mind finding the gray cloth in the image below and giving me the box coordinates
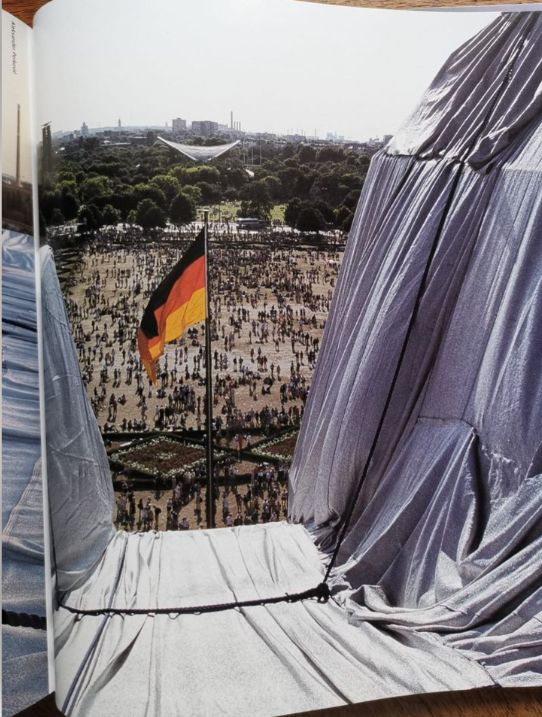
[54,525,492,717]
[41,247,115,593]
[290,11,542,688]
[2,231,49,716]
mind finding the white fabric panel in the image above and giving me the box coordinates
[156,137,240,162]
[54,525,492,717]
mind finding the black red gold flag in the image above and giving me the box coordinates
[137,230,205,382]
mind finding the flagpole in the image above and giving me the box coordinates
[203,209,215,529]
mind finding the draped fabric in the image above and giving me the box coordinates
[2,231,49,716]
[290,11,542,687]
[41,247,115,594]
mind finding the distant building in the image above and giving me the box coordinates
[191,120,219,137]
[284,133,306,144]
[81,122,89,137]
[172,117,187,134]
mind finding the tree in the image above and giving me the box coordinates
[181,184,203,205]
[223,187,238,202]
[342,188,362,210]
[60,191,80,220]
[341,210,354,232]
[221,165,248,191]
[80,175,109,202]
[171,165,220,186]
[239,180,272,220]
[78,204,103,232]
[296,205,326,233]
[278,167,302,202]
[314,199,335,224]
[136,198,167,229]
[284,198,302,228]
[196,181,221,205]
[316,146,345,163]
[169,192,196,225]
[150,174,180,202]
[297,144,317,164]
[50,208,65,225]
[133,183,168,210]
[336,205,354,231]
[262,175,282,201]
[40,190,59,224]
[102,204,121,225]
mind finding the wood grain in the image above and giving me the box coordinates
[300,0,542,8]
[13,687,542,717]
[5,0,542,27]
[3,0,49,25]
[4,0,542,716]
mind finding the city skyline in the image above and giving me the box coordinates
[33,0,496,142]
[58,114,390,144]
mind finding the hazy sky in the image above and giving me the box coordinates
[34,0,498,141]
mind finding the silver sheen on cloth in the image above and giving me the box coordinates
[290,10,542,687]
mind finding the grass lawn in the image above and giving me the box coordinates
[203,202,286,224]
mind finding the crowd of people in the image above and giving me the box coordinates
[59,227,343,437]
[114,461,291,531]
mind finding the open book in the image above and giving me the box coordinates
[2,2,542,716]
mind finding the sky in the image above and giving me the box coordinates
[33,0,498,141]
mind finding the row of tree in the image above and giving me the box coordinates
[41,138,373,233]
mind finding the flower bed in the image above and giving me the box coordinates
[252,431,298,463]
[111,437,209,479]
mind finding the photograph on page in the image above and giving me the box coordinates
[28,0,542,714]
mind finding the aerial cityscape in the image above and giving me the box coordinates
[42,113,377,531]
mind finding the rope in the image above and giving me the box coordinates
[2,609,47,631]
[59,582,330,618]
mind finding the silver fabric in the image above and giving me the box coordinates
[41,247,115,593]
[54,525,492,717]
[2,231,49,716]
[290,11,542,688]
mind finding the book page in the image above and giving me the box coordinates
[31,1,541,715]
[2,11,54,717]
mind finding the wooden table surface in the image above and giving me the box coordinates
[4,0,542,715]
[5,0,542,25]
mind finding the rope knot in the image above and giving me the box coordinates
[314,582,330,603]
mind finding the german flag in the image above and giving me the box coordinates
[138,230,206,382]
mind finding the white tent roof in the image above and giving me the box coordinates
[157,136,239,162]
